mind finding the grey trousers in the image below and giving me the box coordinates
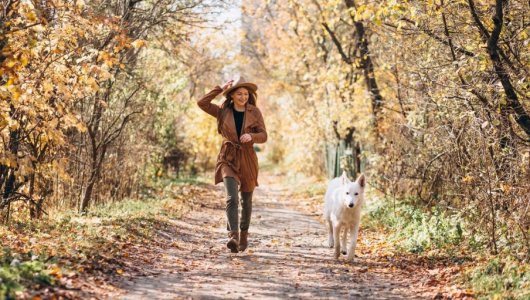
[223,177,253,232]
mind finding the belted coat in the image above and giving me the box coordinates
[197,86,267,192]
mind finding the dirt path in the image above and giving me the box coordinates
[117,176,435,299]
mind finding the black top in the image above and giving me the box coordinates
[233,107,245,138]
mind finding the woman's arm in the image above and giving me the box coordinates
[250,108,267,144]
[197,80,234,118]
[197,86,223,118]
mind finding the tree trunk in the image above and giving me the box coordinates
[1,127,20,222]
[469,0,530,137]
[344,0,384,122]
[80,143,108,213]
[80,175,97,213]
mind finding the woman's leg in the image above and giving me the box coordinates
[239,191,253,251]
[240,191,253,231]
[223,177,239,232]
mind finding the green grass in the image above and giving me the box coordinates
[0,174,202,298]
[363,197,530,299]
[363,198,465,255]
[87,198,170,218]
[463,257,530,300]
[0,248,53,300]
[157,174,210,187]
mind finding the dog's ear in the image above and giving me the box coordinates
[341,171,351,185]
[356,173,366,188]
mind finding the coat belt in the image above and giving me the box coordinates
[222,140,242,173]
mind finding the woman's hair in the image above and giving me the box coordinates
[217,87,257,134]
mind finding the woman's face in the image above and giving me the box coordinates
[231,87,249,107]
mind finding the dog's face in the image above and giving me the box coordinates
[340,173,366,209]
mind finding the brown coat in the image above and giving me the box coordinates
[197,86,267,192]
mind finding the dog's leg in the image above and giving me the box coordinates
[327,219,334,248]
[346,221,360,261]
[341,226,348,255]
[333,223,342,259]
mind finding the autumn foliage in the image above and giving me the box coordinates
[241,0,530,257]
[1,0,529,280]
[0,0,230,220]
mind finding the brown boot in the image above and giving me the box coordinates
[227,231,239,253]
[239,231,249,252]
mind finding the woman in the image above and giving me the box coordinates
[197,76,267,253]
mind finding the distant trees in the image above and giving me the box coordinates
[244,0,529,257]
[0,0,223,220]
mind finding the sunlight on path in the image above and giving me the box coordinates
[119,175,425,299]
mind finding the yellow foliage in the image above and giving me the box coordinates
[131,39,147,48]
[462,176,474,184]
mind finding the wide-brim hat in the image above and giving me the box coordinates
[222,76,258,97]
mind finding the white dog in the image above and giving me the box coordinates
[323,171,366,261]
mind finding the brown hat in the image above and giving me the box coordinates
[222,76,258,97]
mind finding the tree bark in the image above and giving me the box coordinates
[469,0,530,137]
[1,125,20,222]
[322,0,385,130]
[344,0,383,119]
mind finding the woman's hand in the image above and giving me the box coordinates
[240,133,252,143]
[221,80,234,91]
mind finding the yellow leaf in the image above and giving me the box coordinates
[25,10,38,22]
[11,88,21,100]
[0,89,10,100]
[116,268,124,275]
[131,40,146,48]
[49,266,60,274]
[5,59,17,68]
[5,76,15,87]
[0,158,16,168]
[43,81,54,93]
[20,53,29,67]
[49,266,62,278]
[462,176,474,184]
[500,184,511,193]
[75,121,88,133]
